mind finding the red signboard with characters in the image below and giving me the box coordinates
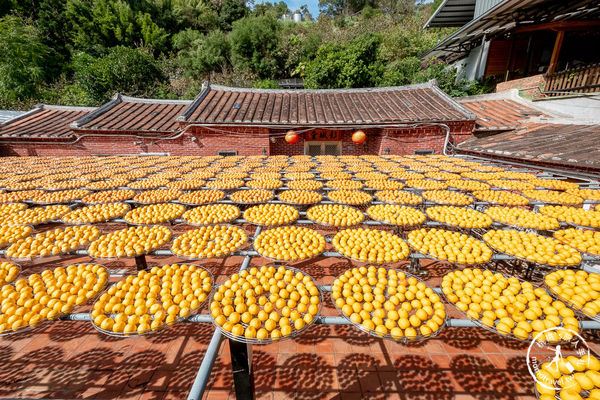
[305,130,342,141]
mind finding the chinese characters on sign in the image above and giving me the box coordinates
[305,131,342,141]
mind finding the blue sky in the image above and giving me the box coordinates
[279,0,320,16]
[274,0,432,19]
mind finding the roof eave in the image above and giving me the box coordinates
[178,81,211,122]
[423,0,476,29]
[0,105,44,128]
[70,93,122,129]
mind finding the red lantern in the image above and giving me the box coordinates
[285,130,299,144]
[352,130,366,144]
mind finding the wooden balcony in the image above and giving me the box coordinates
[544,63,600,96]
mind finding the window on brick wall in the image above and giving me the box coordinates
[414,149,434,155]
[304,141,341,156]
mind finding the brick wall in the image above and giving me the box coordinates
[380,121,475,155]
[0,127,271,157]
[269,129,381,156]
[0,121,475,157]
[496,75,545,97]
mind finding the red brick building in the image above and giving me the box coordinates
[0,81,477,157]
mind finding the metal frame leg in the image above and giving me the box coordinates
[229,339,254,400]
[409,256,427,275]
[135,255,148,271]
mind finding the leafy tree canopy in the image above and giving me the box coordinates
[0,0,490,109]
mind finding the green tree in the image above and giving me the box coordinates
[65,0,168,53]
[218,0,248,30]
[253,78,280,88]
[172,0,219,32]
[175,30,230,78]
[229,15,281,78]
[0,15,52,107]
[380,56,421,86]
[319,0,373,17]
[303,32,383,88]
[253,1,289,17]
[138,12,169,51]
[71,46,166,102]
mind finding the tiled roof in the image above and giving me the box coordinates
[457,123,600,171]
[0,105,94,140]
[0,110,24,124]
[180,81,477,126]
[72,95,191,135]
[457,94,546,131]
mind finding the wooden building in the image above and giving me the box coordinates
[424,0,600,96]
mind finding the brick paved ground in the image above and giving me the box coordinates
[1,224,598,399]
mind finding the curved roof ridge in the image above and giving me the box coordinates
[207,81,435,94]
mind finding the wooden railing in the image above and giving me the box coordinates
[544,63,600,96]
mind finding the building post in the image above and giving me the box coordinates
[547,30,565,74]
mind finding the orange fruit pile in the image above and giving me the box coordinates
[442,268,578,342]
[7,225,100,259]
[332,266,445,341]
[483,229,581,266]
[554,228,600,256]
[332,228,409,263]
[0,264,108,333]
[408,228,492,265]
[92,264,212,335]
[306,204,364,227]
[62,203,130,224]
[366,204,425,226]
[182,204,240,225]
[124,203,185,224]
[484,206,559,230]
[545,269,600,320]
[210,265,321,341]
[243,204,299,226]
[88,226,172,258]
[171,225,247,259]
[254,227,325,262]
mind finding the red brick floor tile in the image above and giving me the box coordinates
[368,341,385,354]
[139,390,165,400]
[339,392,362,400]
[377,371,398,392]
[315,340,334,354]
[203,390,230,400]
[336,369,361,392]
[271,390,293,400]
[261,342,279,354]
[163,391,189,400]
[296,342,315,353]
[423,339,445,354]
[479,339,501,354]
[358,370,381,393]
[85,389,124,399]
[429,353,452,369]
[330,339,351,354]
[255,391,273,400]
[273,368,296,391]
[486,353,509,369]
[118,388,145,400]
[278,340,297,354]
[370,351,394,370]
[318,352,336,367]
[276,352,296,366]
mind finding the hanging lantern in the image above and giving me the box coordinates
[352,130,366,144]
[285,130,299,144]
